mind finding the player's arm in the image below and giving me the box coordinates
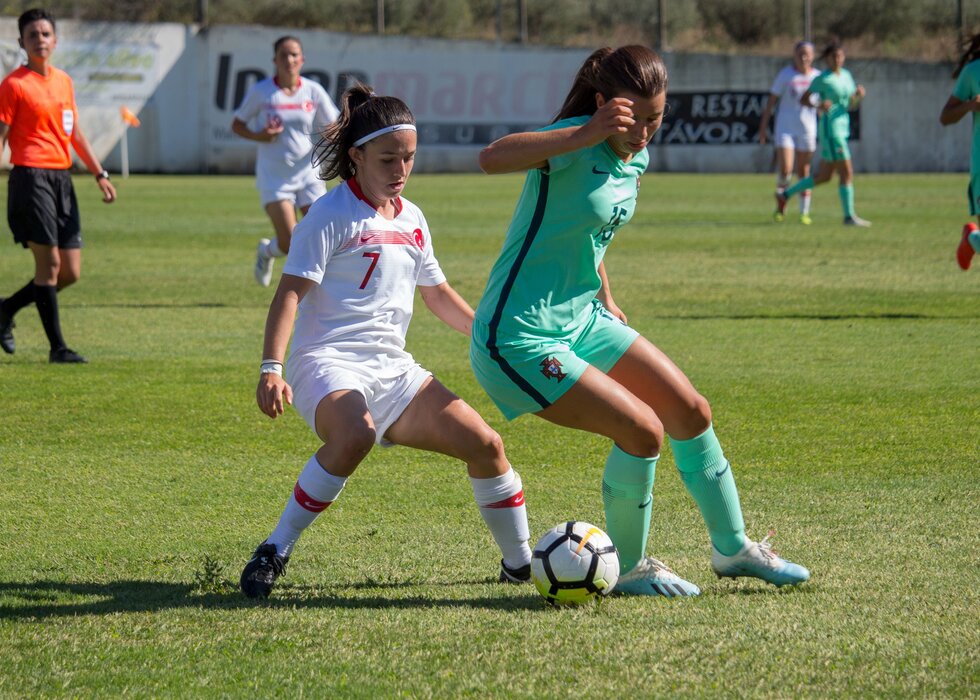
[231,117,283,143]
[848,85,866,110]
[70,123,116,203]
[479,97,636,173]
[419,281,474,336]
[758,94,778,144]
[257,273,315,418]
[800,88,826,111]
[596,261,627,324]
[940,94,980,125]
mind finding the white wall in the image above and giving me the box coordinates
[0,19,970,173]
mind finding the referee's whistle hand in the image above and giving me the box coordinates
[99,180,116,203]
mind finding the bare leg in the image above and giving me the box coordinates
[385,377,531,569]
[264,200,298,254]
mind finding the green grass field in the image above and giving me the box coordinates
[0,172,977,698]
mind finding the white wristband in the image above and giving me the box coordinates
[260,360,283,376]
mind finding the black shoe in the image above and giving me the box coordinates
[240,542,289,598]
[49,347,88,364]
[498,559,531,584]
[0,299,14,354]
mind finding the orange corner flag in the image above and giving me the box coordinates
[120,106,141,127]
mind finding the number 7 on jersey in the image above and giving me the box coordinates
[360,251,380,289]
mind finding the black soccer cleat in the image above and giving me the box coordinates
[498,559,531,584]
[240,542,289,598]
[49,347,88,364]
[0,300,15,354]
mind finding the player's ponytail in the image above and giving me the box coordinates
[554,47,614,122]
[554,45,668,123]
[953,32,980,79]
[313,82,415,182]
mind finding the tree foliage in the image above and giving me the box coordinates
[0,0,970,58]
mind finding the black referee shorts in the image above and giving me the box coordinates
[7,166,82,249]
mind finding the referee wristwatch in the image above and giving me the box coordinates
[95,169,110,181]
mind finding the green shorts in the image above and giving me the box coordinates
[470,299,639,420]
[820,133,850,162]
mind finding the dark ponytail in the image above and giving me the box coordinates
[313,82,415,182]
[554,45,668,123]
[953,32,980,79]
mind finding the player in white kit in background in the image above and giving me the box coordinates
[232,36,339,286]
[239,83,533,598]
[759,41,820,224]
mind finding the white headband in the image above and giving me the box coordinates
[353,124,417,148]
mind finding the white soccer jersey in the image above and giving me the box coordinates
[233,76,339,190]
[283,179,447,376]
[769,65,820,137]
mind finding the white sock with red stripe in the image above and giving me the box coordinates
[800,189,812,214]
[470,467,532,569]
[266,455,347,557]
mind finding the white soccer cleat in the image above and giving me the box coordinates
[254,238,274,287]
[711,531,810,587]
[843,215,871,227]
[616,556,700,597]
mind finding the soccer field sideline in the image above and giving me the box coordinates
[0,173,976,697]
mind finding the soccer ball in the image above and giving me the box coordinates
[530,521,620,606]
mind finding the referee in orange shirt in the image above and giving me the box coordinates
[0,8,116,363]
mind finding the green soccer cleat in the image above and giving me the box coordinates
[800,214,813,225]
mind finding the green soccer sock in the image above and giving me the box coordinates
[839,184,856,218]
[602,445,657,574]
[783,175,815,199]
[670,425,746,556]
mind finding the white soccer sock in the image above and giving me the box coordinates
[265,239,285,258]
[776,175,792,191]
[266,455,347,557]
[800,189,812,214]
[470,468,532,569]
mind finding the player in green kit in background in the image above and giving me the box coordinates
[470,46,809,597]
[940,32,980,270]
[776,39,869,226]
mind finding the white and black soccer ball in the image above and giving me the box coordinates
[530,521,620,606]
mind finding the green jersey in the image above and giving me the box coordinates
[810,68,856,140]
[953,59,980,177]
[475,116,648,338]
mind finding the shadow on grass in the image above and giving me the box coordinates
[0,578,546,618]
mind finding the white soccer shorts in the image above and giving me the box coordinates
[287,355,432,447]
